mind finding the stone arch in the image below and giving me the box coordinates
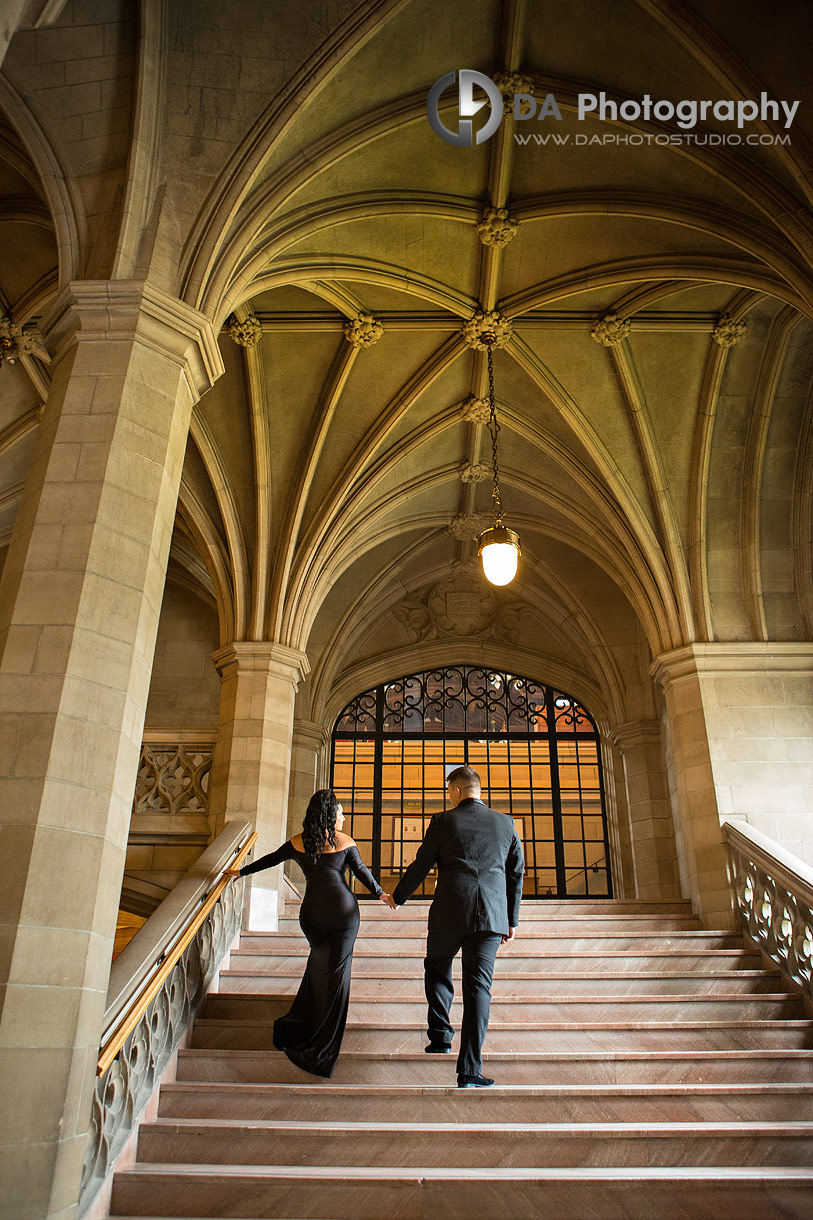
[0,74,85,287]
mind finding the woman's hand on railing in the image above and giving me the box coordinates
[98,828,257,1079]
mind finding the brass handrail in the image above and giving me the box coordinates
[97,831,257,1076]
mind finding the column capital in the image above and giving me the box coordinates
[39,280,224,398]
[293,718,331,750]
[651,642,813,689]
[211,640,310,687]
[611,720,661,753]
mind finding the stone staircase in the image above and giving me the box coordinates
[110,898,813,1219]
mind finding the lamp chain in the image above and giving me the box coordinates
[486,345,504,524]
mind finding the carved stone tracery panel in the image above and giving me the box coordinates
[134,744,212,816]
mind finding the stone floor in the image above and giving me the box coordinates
[109,898,813,1219]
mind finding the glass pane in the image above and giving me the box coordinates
[533,869,558,896]
[587,867,609,896]
[561,815,583,840]
[564,842,585,867]
[566,870,588,896]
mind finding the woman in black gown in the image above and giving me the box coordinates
[224,789,395,1078]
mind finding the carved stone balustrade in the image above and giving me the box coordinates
[79,820,253,1217]
[723,817,813,1002]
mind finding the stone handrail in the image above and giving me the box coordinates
[101,818,253,1043]
[722,816,813,1000]
[79,819,255,1216]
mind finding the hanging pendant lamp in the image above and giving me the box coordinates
[477,340,521,586]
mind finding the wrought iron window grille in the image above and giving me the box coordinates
[331,665,612,900]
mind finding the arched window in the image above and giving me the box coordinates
[330,665,612,899]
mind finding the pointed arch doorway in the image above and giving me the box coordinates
[330,665,613,899]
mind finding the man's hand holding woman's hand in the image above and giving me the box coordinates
[379,891,397,910]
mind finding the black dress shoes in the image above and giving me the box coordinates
[457,1073,494,1087]
[424,1042,451,1054]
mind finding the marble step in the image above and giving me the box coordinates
[208,969,783,1004]
[175,1047,813,1085]
[158,1081,813,1124]
[275,916,704,934]
[136,1117,813,1169]
[240,932,742,954]
[195,995,806,1033]
[221,949,764,979]
[281,899,696,917]
[189,1019,813,1054]
[109,1163,813,1220]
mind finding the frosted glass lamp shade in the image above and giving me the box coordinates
[478,524,521,586]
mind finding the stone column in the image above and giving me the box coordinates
[282,719,331,904]
[0,281,221,1220]
[209,642,310,930]
[286,718,331,838]
[612,721,681,901]
[652,649,734,929]
[654,644,813,927]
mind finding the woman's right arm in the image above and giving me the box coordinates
[224,840,294,878]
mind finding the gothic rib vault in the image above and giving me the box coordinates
[2,2,811,700]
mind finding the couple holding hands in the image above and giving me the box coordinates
[224,765,524,1087]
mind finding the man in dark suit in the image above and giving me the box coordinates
[391,765,524,1087]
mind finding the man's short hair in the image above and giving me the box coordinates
[446,765,481,792]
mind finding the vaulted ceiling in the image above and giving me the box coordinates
[1,0,812,728]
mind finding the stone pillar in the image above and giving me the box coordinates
[652,649,735,929]
[0,281,221,1220]
[654,644,813,927]
[282,719,330,903]
[612,721,682,901]
[209,642,310,930]
[666,640,813,820]
[286,719,331,838]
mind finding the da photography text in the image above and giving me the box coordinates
[426,69,800,149]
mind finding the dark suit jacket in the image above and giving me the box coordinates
[392,798,524,936]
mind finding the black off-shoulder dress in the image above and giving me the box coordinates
[240,840,383,1077]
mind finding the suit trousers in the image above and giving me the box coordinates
[424,927,503,1076]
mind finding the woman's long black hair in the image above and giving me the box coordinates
[302,788,340,861]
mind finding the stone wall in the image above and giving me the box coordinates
[144,579,221,732]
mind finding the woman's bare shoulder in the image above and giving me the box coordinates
[334,831,356,849]
[291,833,304,851]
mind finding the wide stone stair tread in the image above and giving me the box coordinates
[212,966,771,985]
[175,1046,813,1086]
[280,898,696,913]
[136,1116,813,1167]
[223,946,761,956]
[112,899,813,1219]
[275,917,705,932]
[200,993,803,1013]
[220,950,767,978]
[157,1079,813,1122]
[110,1163,813,1220]
[240,933,745,952]
[190,1018,813,1054]
[207,973,785,1004]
